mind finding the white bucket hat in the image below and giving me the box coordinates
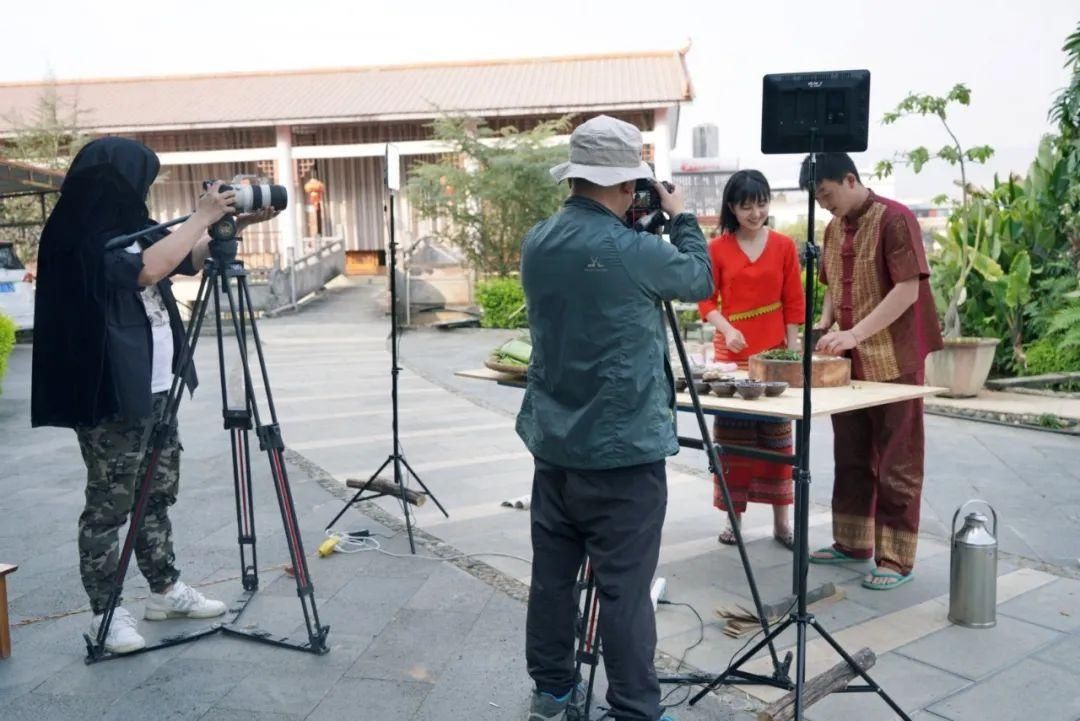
[550,115,655,186]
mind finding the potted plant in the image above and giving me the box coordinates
[924,198,1003,397]
[876,84,1001,397]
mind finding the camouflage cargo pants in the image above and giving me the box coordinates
[75,392,181,614]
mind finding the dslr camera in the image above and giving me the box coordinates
[201,176,289,242]
[627,178,675,235]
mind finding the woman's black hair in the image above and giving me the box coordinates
[718,169,771,234]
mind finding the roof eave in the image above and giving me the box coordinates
[0,99,691,136]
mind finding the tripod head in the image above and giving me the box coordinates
[208,213,240,244]
[208,237,240,266]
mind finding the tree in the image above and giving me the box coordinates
[873,84,994,208]
[1048,21,1080,258]
[874,84,996,339]
[3,83,88,169]
[0,84,89,263]
[1049,22,1080,144]
[406,115,571,277]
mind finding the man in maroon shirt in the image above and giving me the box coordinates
[801,152,943,590]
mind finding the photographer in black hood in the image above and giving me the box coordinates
[31,137,275,653]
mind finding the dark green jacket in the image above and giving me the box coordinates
[515,196,713,469]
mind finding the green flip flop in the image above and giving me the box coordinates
[862,568,914,591]
[808,546,868,564]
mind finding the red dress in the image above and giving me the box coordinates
[698,230,806,366]
[697,231,805,514]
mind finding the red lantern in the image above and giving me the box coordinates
[304,177,325,207]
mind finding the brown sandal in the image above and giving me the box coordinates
[773,530,795,550]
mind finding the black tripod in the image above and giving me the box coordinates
[86,228,329,663]
[324,186,448,553]
[573,560,603,721]
[687,151,911,720]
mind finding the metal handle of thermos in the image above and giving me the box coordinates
[952,499,997,537]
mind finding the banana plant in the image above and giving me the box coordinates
[990,249,1032,366]
[932,198,1003,339]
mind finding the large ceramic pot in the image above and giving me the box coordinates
[925,338,1000,398]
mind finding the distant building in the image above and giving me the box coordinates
[670,157,737,227]
[0,50,695,272]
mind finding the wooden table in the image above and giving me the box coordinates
[458,366,947,612]
[0,563,17,659]
[455,367,946,420]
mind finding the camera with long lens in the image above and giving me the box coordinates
[627,178,674,235]
[201,176,288,242]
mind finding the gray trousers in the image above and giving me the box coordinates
[526,456,667,721]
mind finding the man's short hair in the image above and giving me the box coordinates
[799,153,861,191]
[570,177,624,194]
[569,177,602,193]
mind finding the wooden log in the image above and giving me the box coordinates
[346,477,427,506]
[0,563,18,660]
[757,647,876,721]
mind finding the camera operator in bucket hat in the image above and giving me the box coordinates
[517,115,714,721]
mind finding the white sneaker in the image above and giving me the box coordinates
[144,581,227,620]
[89,607,146,654]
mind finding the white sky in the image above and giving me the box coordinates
[1,0,1075,201]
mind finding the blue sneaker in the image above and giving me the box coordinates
[528,684,587,721]
[529,690,572,721]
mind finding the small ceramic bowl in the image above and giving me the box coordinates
[691,380,711,395]
[734,380,766,400]
[764,381,789,397]
[674,377,688,392]
[708,378,737,397]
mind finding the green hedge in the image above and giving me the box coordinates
[476,277,528,329]
[0,312,15,397]
[1024,339,1080,376]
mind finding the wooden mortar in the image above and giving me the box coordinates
[747,353,851,388]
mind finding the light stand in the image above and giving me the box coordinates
[687,69,911,721]
[324,144,448,552]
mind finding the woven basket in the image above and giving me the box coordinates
[484,356,528,376]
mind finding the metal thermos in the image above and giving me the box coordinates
[948,500,999,628]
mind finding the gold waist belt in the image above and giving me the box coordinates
[728,301,782,322]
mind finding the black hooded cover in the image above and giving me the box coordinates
[31,137,197,429]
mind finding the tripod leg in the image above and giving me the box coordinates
[325,458,390,530]
[223,271,328,652]
[87,271,215,659]
[810,620,913,721]
[688,617,795,706]
[400,456,449,518]
[663,302,786,679]
[393,453,418,554]
[211,271,260,591]
[230,423,258,590]
[573,561,601,721]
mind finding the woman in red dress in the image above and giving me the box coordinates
[698,170,805,549]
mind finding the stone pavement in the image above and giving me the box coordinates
[2,277,1078,721]
[0,278,738,721]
